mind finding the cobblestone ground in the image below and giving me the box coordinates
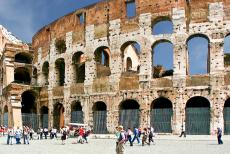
[0,136,230,154]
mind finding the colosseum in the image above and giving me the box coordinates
[1,0,230,135]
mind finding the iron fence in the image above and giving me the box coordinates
[186,108,210,135]
[151,108,172,133]
[119,109,139,130]
[93,111,107,134]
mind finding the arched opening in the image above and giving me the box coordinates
[40,106,49,128]
[71,101,83,123]
[187,35,210,75]
[14,67,31,84]
[126,57,132,71]
[121,42,140,73]
[55,58,65,86]
[72,52,85,83]
[94,46,111,78]
[42,61,49,85]
[152,40,173,78]
[185,96,210,135]
[152,18,173,35]
[224,98,230,134]
[119,99,140,129]
[224,34,230,67]
[33,67,37,81]
[53,103,64,129]
[15,52,32,64]
[92,101,107,134]
[3,106,8,127]
[21,90,38,129]
[151,97,173,133]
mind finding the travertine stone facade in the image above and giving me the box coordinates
[2,0,230,135]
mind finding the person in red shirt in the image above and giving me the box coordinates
[78,127,84,144]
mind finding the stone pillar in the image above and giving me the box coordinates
[84,25,96,93]
[139,13,152,89]
[11,101,22,128]
[172,8,187,88]
[172,88,184,135]
[48,89,54,129]
[109,19,122,91]
[63,85,71,126]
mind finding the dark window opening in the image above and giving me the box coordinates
[93,101,107,111]
[42,61,49,85]
[119,99,140,110]
[72,52,85,83]
[151,97,172,109]
[15,52,32,64]
[55,59,65,86]
[186,96,210,108]
[77,13,85,24]
[21,90,36,113]
[55,39,66,54]
[14,67,31,84]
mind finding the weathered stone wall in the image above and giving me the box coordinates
[1,0,230,134]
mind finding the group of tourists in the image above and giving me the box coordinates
[115,126,155,154]
[6,126,33,145]
[3,125,91,145]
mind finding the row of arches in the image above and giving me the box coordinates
[2,91,230,134]
[37,33,230,86]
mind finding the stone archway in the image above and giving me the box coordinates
[119,99,140,130]
[40,106,49,128]
[185,96,210,135]
[71,101,83,123]
[21,90,39,129]
[151,97,173,133]
[3,106,8,127]
[53,103,65,129]
[224,98,230,134]
[92,101,107,134]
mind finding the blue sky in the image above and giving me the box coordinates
[0,0,102,42]
[0,0,229,75]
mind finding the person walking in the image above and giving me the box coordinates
[142,128,148,146]
[61,127,68,145]
[116,125,126,154]
[43,127,48,139]
[127,128,133,146]
[179,121,186,138]
[217,127,223,145]
[148,127,155,145]
[131,127,140,144]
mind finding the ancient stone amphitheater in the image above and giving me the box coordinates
[1,0,230,135]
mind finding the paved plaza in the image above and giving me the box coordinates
[0,135,230,154]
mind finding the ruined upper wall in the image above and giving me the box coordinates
[32,0,230,64]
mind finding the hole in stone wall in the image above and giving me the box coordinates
[14,67,31,84]
[55,58,65,86]
[42,61,49,85]
[187,34,210,75]
[15,52,32,64]
[152,40,173,78]
[224,35,230,67]
[72,52,85,83]
[94,46,111,78]
[121,41,140,73]
[126,0,136,18]
[152,18,173,35]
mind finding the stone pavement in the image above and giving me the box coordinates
[0,135,229,154]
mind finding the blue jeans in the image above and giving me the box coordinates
[132,135,140,144]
